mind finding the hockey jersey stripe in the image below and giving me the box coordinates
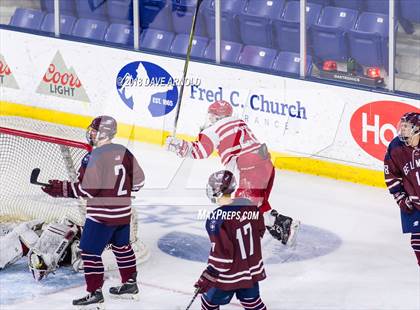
[387,180,401,189]
[217,264,265,283]
[86,206,132,212]
[222,143,261,166]
[87,211,131,218]
[218,260,263,279]
[208,263,230,273]
[77,183,94,198]
[208,255,233,263]
[215,119,244,135]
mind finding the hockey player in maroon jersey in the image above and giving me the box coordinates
[41,115,145,307]
[195,170,267,310]
[384,112,420,266]
[166,99,299,245]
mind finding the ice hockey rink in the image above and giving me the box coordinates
[0,140,419,310]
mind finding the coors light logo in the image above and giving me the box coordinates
[0,54,19,89]
[36,51,89,102]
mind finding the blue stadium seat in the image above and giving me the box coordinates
[366,0,389,14]
[170,34,209,57]
[311,6,358,61]
[273,1,322,52]
[140,28,175,52]
[171,0,207,36]
[105,23,134,45]
[272,51,313,75]
[40,13,77,35]
[75,0,107,20]
[238,0,286,48]
[332,0,365,11]
[9,8,45,30]
[72,18,109,40]
[308,0,331,5]
[41,0,76,14]
[204,40,243,63]
[348,12,389,67]
[400,0,420,23]
[140,1,173,31]
[238,45,277,69]
[107,0,133,24]
[203,0,245,42]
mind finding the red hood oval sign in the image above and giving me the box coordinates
[350,101,419,161]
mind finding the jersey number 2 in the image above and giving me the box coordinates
[114,164,127,196]
[236,223,254,260]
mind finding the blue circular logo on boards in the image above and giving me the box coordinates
[158,225,341,264]
[116,61,178,117]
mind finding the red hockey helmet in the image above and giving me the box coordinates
[208,100,233,118]
[397,112,420,146]
[206,170,236,203]
[86,115,117,146]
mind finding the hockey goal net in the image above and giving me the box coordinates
[0,116,149,266]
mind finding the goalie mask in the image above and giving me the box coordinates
[397,112,420,146]
[86,115,117,146]
[206,170,236,204]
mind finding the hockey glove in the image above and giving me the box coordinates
[194,266,219,294]
[41,180,69,198]
[265,209,300,246]
[165,136,191,158]
[397,195,414,214]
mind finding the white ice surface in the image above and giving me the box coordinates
[1,142,419,310]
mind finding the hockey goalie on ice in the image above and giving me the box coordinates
[0,218,83,280]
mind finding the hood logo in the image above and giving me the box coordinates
[36,51,90,102]
[350,101,418,161]
[116,61,178,118]
[0,54,19,89]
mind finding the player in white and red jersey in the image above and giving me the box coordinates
[166,100,300,245]
[42,116,145,307]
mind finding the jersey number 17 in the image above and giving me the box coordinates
[236,223,254,260]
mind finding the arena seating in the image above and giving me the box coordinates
[6,0,420,83]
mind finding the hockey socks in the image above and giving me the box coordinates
[411,233,420,266]
[239,297,267,310]
[111,244,137,282]
[81,252,104,293]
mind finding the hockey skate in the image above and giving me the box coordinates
[109,273,139,300]
[72,289,104,310]
[266,210,301,246]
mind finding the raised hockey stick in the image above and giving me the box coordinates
[30,168,49,186]
[185,287,200,310]
[172,0,203,137]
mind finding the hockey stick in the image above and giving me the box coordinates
[185,287,200,310]
[172,0,203,137]
[30,168,49,186]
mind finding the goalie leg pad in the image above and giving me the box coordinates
[0,231,23,269]
[0,220,44,270]
[29,220,78,280]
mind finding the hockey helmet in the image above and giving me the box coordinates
[86,115,117,146]
[206,170,236,204]
[398,112,420,146]
[208,100,233,118]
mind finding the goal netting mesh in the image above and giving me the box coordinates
[0,116,149,266]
